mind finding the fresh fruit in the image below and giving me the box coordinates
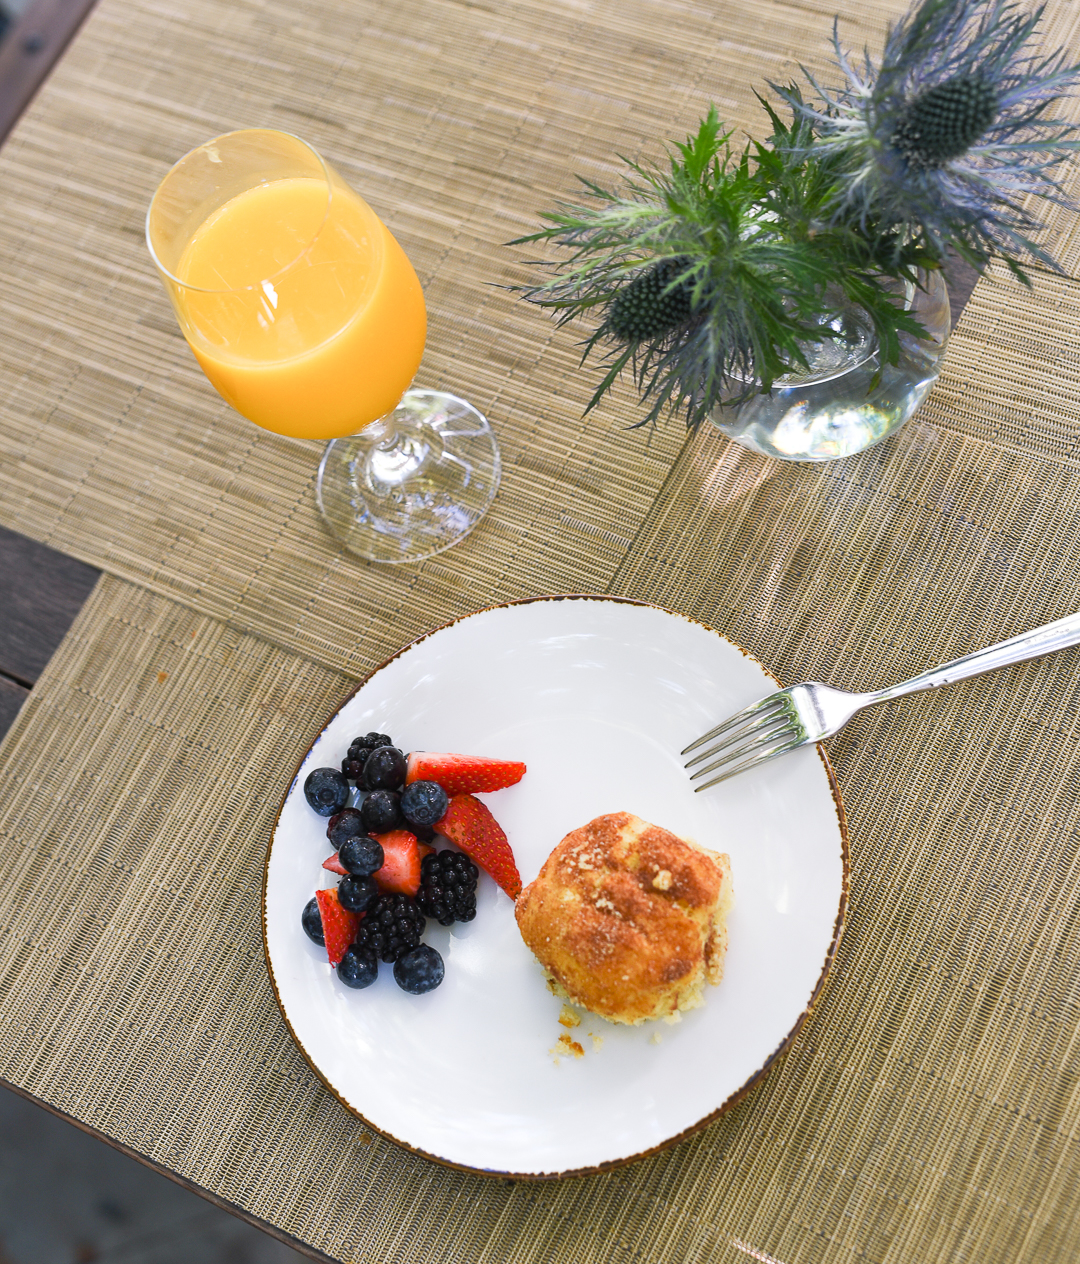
[299,730,527,994]
[343,734,394,781]
[360,789,402,834]
[400,780,449,828]
[416,850,479,925]
[340,753,366,781]
[314,887,361,967]
[394,944,445,994]
[337,945,379,989]
[405,752,526,795]
[434,794,522,899]
[362,745,407,791]
[301,897,325,946]
[338,874,378,912]
[304,767,350,817]
[339,836,384,877]
[353,892,426,963]
[327,808,365,847]
[370,829,423,896]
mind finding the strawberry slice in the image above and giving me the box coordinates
[371,829,423,897]
[314,887,360,967]
[405,752,526,796]
[322,852,349,876]
[434,794,522,899]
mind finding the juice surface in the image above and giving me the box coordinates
[174,176,426,439]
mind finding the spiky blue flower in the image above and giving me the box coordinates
[780,0,1080,275]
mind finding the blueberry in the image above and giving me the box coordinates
[361,745,407,791]
[327,807,365,848]
[400,780,449,828]
[304,767,349,817]
[361,789,402,834]
[394,944,445,994]
[337,946,378,989]
[339,835,384,877]
[338,874,378,912]
[301,897,324,946]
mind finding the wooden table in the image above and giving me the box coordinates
[0,525,98,735]
[1,0,1079,1261]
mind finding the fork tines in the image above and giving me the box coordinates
[682,695,802,791]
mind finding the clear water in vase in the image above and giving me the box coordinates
[708,270,951,461]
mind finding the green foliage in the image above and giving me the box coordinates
[513,99,939,428]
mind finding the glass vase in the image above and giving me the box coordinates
[708,270,951,461]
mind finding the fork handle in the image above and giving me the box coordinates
[868,610,1080,705]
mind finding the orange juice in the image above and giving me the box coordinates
[173,175,426,439]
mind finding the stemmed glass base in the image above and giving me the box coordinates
[316,388,501,564]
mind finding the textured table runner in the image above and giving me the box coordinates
[4,0,1080,1260]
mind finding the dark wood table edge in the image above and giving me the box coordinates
[0,0,99,145]
[0,1076,339,1263]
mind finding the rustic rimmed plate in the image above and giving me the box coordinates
[263,596,847,1178]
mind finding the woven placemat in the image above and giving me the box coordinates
[0,575,811,1264]
[0,0,921,680]
[7,430,1080,1264]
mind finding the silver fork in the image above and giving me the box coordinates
[684,609,1080,791]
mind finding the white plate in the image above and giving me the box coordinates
[263,597,847,1177]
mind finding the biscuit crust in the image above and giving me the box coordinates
[515,812,733,1025]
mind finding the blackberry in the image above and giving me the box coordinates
[337,945,378,989]
[344,733,392,778]
[327,807,365,848]
[394,944,444,994]
[361,789,403,834]
[607,257,696,343]
[304,767,349,817]
[892,73,998,169]
[361,745,407,791]
[353,893,426,963]
[301,896,325,946]
[416,850,479,926]
[341,754,366,781]
[400,780,448,829]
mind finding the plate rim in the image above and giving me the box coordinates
[261,592,850,1180]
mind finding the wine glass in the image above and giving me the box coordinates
[145,129,500,564]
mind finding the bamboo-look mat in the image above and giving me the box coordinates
[4,0,1080,1260]
[0,0,927,679]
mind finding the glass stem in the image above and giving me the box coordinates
[362,411,431,489]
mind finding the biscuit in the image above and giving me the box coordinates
[515,812,734,1025]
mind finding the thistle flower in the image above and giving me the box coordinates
[782,0,1080,274]
[513,108,928,426]
[513,0,1080,430]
